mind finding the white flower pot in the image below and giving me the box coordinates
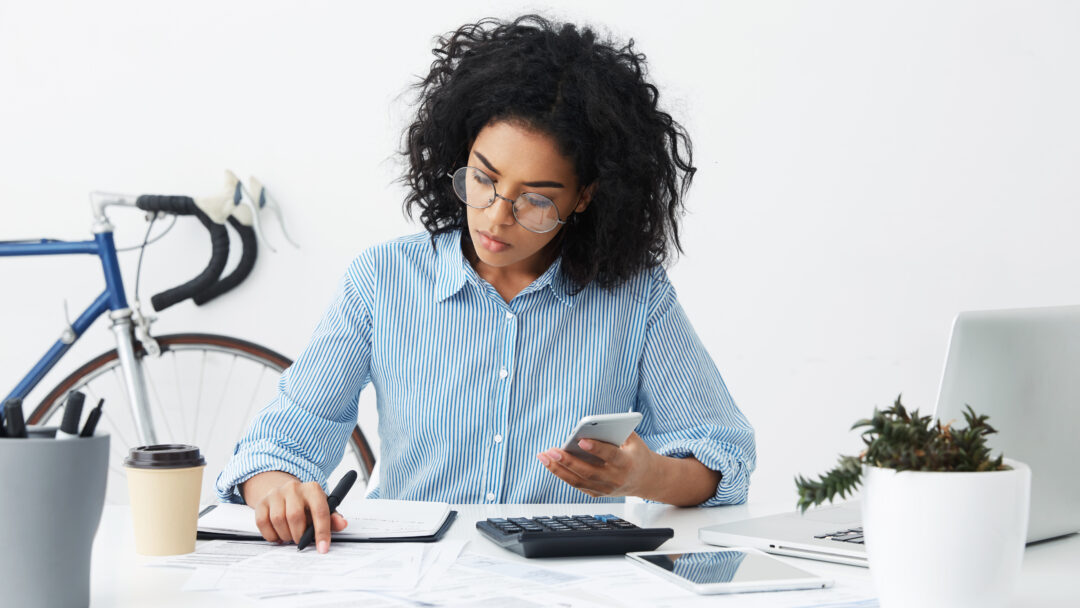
[861,459,1030,608]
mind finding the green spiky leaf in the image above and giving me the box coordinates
[794,396,1008,511]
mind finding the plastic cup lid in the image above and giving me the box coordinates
[123,444,206,469]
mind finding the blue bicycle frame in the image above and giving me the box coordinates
[0,225,157,442]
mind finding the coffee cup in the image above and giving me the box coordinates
[124,444,205,555]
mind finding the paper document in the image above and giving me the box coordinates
[168,539,467,605]
[200,500,451,540]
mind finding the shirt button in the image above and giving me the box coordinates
[494,434,503,443]
[505,311,515,320]
[499,368,508,379]
[486,492,496,502]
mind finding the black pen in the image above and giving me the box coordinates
[56,391,86,440]
[79,398,104,437]
[297,470,358,552]
[4,398,27,439]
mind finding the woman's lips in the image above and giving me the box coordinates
[477,231,510,253]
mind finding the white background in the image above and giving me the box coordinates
[1,0,1078,506]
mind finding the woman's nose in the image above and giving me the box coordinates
[486,194,516,226]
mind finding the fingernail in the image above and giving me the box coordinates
[538,453,551,465]
[578,439,593,450]
[318,540,329,554]
[548,450,562,462]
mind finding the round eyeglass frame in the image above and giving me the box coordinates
[449,166,568,234]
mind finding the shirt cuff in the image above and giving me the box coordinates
[656,438,752,507]
[214,440,330,504]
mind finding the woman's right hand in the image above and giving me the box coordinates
[240,470,349,553]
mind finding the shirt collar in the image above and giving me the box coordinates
[433,230,469,302]
[433,229,577,307]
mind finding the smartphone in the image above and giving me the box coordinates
[626,548,833,595]
[560,412,643,465]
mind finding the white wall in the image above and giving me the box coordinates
[2,0,1078,506]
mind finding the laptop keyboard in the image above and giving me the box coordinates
[814,526,865,544]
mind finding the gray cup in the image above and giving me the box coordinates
[0,426,108,608]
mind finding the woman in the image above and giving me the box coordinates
[217,14,755,554]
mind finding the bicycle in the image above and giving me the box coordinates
[1,176,375,504]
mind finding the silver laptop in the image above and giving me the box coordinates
[700,305,1080,567]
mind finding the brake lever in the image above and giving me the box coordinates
[228,171,276,253]
[245,175,300,250]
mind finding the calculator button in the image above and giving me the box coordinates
[476,514,675,558]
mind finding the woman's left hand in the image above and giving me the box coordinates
[537,432,658,498]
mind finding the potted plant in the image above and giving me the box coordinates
[796,396,1030,608]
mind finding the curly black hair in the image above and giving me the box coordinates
[402,14,696,292]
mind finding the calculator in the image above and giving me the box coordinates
[476,514,674,558]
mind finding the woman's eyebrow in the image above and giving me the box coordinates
[473,151,565,188]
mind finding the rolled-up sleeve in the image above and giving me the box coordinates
[215,256,374,503]
[635,271,756,506]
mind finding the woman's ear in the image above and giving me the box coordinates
[574,182,597,213]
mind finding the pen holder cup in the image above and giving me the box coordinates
[0,426,108,608]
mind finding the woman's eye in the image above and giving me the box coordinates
[522,193,554,208]
[470,170,493,186]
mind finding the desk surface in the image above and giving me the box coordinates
[91,502,1080,607]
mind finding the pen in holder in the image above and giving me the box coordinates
[0,425,108,608]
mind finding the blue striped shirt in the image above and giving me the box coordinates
[216,229,755,506]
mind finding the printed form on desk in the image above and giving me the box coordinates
[153,541,878,607]
[199,500,451,540]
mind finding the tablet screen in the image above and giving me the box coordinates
[637,550,816,585]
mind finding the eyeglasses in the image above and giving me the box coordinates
[449,166,567,234]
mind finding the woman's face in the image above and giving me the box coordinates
[463,120,591,276]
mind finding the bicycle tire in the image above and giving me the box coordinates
[29,333,376,503]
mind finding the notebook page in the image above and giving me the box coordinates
[200,500,450,539]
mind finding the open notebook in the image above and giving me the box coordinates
[198,499,456,543]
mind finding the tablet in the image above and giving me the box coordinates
[626,548,833,595]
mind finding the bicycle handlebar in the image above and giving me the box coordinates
[135,195,229,312]
[192,217,257,305]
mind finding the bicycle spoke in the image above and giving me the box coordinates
[201,354,238,453]
[171,351,189,442]
[142,357,178,442]
[193,350,207,441]
[109,462,127,480]
[100,402,134,454]
[107,433,128,464]
[243,365,269,426]
[81,383,132,449]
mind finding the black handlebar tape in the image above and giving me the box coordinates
[192,216,258,305]
[135,195,230,311]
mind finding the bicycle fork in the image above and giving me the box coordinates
[109,309,158,446]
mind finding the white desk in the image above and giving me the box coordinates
[90,502,1080,607]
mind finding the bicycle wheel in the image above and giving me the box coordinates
[29,333,376,505]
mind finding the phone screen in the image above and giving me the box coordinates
[637,550,818,585]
